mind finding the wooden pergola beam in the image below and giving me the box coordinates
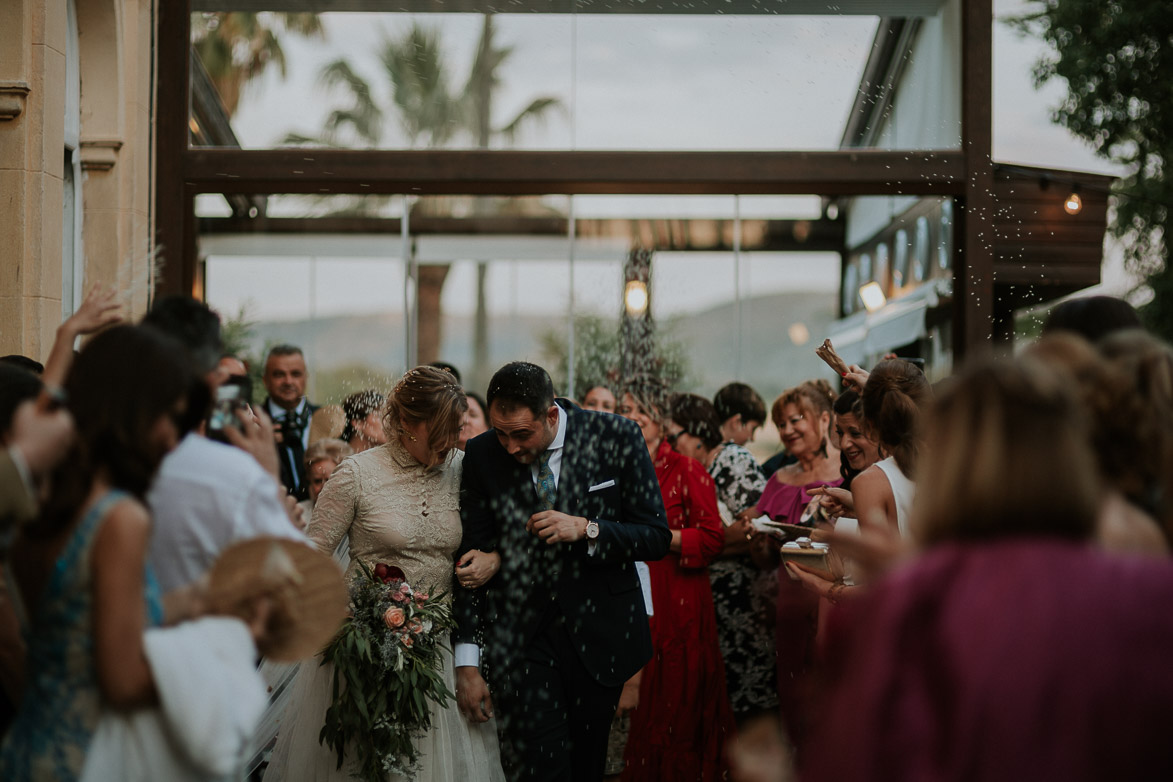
[182,149,967,197]
[198,215,847,253]
[955,0,995,359]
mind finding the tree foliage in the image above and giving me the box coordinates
[192,12,324,116]
[288,16,563,151]
[539,314,692,401]
[282,16,563,220]
[1010,1,1172,337]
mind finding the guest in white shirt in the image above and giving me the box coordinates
[142,298,306,593]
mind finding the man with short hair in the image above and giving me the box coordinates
[262,345,317,499]
[143,298,304,592]
[454,361,670,782]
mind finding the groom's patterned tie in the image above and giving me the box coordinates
[535,449,557,510]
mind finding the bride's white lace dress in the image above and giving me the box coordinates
[263,439,504,782]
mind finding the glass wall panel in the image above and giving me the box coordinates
[196,189,850,432]
[192,12,574,150]
[189,8,903,152]
[199,194,412,403]
[570,14,875,150]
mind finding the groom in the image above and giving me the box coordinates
[454,362,670,781]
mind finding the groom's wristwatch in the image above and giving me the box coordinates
[584,519,600,541]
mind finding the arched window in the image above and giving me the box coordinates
[893,228,909,288]
[913,216,930,283]
[938,198,953,272]
[842,257,860,316]
[874,242,890,293]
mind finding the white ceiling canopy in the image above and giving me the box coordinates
[199,233,630,262]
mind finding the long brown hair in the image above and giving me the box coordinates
[1097,330,1173,533]
[914,357,1099,546]
[621,373,672,431]
[861,359,931,478]
[29,325,193,539]
[383,366,467,464]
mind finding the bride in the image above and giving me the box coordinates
[264,366,505,781]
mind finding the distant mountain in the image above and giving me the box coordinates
[246,290,839,402]
[667,291,840,403]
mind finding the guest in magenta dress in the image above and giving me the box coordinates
[618,378,735,782]
[745,380,841,742]
[802,357,1173,781]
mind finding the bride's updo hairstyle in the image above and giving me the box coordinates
[914,358,1099,546]
[383,366,468,462]
[861,359,931,479]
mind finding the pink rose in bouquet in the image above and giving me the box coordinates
[401,634,414,648]
[383,606,406,629]
[408,619,424,635]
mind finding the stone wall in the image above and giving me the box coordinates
[0,0,154,361]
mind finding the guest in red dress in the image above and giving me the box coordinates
[617,378,735,782]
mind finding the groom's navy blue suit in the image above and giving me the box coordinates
[454,399,670,781]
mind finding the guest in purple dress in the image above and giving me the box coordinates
[802,356,1173,781]
[745,380,841,741]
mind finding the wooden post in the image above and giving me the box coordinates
[416,264,451,365]
[154,0,193,299]
[954,0,995,362]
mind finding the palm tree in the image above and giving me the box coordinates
[286,15,562,151]
[192,12,324,117]
[285,16,565,378]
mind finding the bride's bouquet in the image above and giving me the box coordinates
[320,561,455,781]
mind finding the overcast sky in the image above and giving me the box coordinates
[200,0,1129,324]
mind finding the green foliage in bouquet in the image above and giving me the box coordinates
[320,560,455,781]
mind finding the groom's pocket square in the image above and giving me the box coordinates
[588,479,616,492]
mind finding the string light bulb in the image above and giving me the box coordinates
[624,280,649,317]
[859,281,887,313]
[1064,185,1083,215]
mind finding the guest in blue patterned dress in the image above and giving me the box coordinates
[0,325,194,781]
